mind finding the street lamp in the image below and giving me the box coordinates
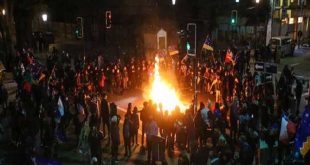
[42,13,47,22]
[172,0,176,5]
[256,0,260,3]
[2,9,5,16]
[236,0,239,3]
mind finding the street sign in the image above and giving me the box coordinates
[255,62,277,74]
[255,62,264,72]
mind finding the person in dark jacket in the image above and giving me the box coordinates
[238,135,254,165]
[230,97,239,141]
[295,79,303,115]
[140,101,149,147]
[88,126,102,165]
[131,107,139,145]
[100,93,110,141]
[110,103,120,161]
[123,112,131,157]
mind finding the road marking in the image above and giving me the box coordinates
[291,63,300,67]
[302,92,309,97]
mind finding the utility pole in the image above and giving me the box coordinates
[187,23,197,113]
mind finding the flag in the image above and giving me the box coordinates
[280,114,297,144]
[279,114,289,144]
[295,105,310,157]
[38,73,46,82]
[57,97,64,117]
[168,45,179,56]
[202,36,214,51]
[225,49,235,64]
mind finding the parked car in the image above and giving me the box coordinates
[270,36,292,57]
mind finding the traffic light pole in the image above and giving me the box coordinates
[187,23,198,113]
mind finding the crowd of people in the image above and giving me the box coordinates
[0,45,309,165]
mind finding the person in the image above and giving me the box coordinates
[131,106,139,145]
[127,103,132,116]
[88,95,99,129]
[195,102,205,147]
[41,108,55,158]
[146,114,158,165]
[210,75,221,104]
[201,101,211,146]
[185,108,195,152]
[140,101,149,148]
[123,104,132,157]
[110,103,120,162]
[230,97,239,141]
[238,135,254,165]
[100,93,110,142]
[213,102,224,132]
[99,71,106,92]
[295,79,303,115]
[88,126,102,165]
[123,67,129,90]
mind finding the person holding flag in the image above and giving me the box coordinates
[225,49,235,65]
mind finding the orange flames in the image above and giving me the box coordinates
[147,56,187,114]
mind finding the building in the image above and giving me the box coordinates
[271,0,310,40]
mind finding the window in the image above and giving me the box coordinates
[289,17,294,24]
[275,0,281,7]
[298,0,307,5]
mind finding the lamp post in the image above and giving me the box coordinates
[172,0,176,5]
[42,13,47,22]
[255,0,260,49]
[41,13,48,53]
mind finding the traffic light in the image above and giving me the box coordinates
[186,23,197,56]
[106,10,112,29]
[75,17,83,38]
[186,41,190,51]
[231,10,238,25]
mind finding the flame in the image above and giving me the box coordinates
[148,56,187,113]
